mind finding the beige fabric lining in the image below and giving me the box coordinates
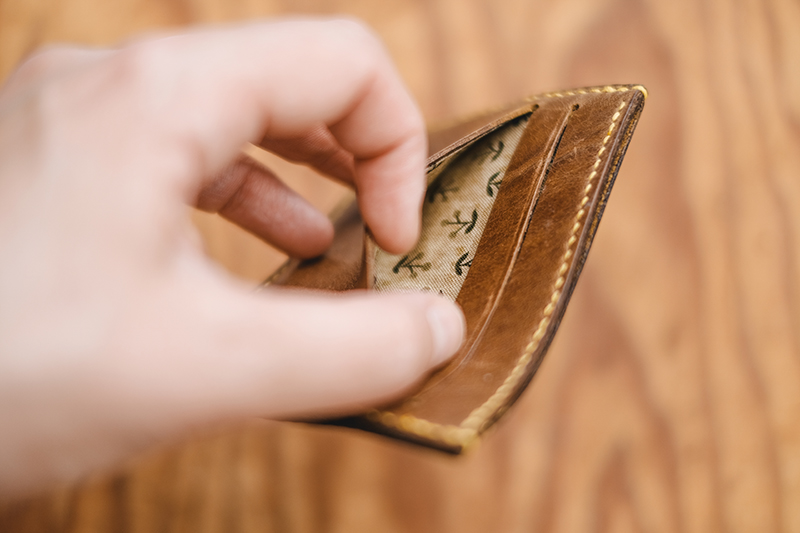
[372,115,530,301]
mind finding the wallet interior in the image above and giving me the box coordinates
[268,85,646,454]
[369,114,532,301]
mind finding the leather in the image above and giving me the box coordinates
[266,85,646,453]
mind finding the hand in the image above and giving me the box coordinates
[0,19,464,498]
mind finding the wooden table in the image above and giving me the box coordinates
[1,0,799,531]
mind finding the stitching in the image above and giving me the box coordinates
[530,84,648,101]
[460,98,628,432]
[427,85,646,134]
[365,410,478,449]
[371,88,637,448]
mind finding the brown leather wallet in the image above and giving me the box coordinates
[266,85,646,453]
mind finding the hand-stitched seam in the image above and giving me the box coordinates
[427,85,646,135]
[365,410,478,449]
[532,84,648,101]
[372,92,633,448]
[460,98,629,432]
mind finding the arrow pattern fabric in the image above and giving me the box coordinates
[372,115,529,301]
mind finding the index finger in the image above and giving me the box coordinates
[67,19,426,254]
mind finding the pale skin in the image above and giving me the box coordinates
[0,19,465,499]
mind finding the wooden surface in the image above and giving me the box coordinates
[2,0,800,531]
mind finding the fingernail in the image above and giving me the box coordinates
[426,299,465,366]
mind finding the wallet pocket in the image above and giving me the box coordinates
[267,85,646,453]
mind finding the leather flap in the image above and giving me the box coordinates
[267,85,646,453]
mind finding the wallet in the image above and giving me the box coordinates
[266,85,646,453]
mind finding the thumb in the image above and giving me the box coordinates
[121,275,465,422]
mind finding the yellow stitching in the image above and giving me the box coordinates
[371,93,634,448]
[534,84,647,101]
[459,99,628,433]
[366,410,478,448]
[633,85,648,99]
[427,81,645,136]
[542,85,607,99]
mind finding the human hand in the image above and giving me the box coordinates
[0,19,464,498]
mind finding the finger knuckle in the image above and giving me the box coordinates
[324,18,385,64]
[110,41,166,93]
[16,46,64,80]
[34,41,163,119]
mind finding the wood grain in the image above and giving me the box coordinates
[1,0,800,531]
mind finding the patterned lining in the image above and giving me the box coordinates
[372,115,530,300]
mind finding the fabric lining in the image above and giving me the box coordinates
[372,115,530,301]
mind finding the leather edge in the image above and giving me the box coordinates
[270,85,647,454]
[354,86,647,453]
[459,88,647,437]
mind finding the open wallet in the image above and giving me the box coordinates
[265,85,647,454]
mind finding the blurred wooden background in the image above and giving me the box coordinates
[1,0,799,531]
